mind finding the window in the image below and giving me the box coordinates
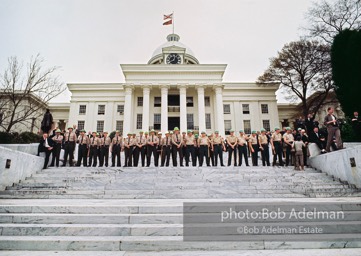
[78,121,85,130]
[187,114,194,129]
[154,97,161,107]
[263,120,271,131]
[204,96,210,107]
[136,114,142,129]
[186,97,194,107]
[242,104,250,114]
[117,105,124,114]
[98,105,105,115]
[96,121,104,133]
[205,113,211,129]
[79,105,86,115]
[116,120,123,133]
[137,97,143,107]
[243,120,251,134]
[261,104,269,114]
[154,113,161,130]
[224,120,232,135]
[223,104,231,114]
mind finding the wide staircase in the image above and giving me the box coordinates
[1,165,361,255]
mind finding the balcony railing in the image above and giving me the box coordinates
[168,106,180,112]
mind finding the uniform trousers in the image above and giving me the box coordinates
[213,144,224,166]
[63,141,75,166]
[111,144,121,167]
[185,145,196,166]
[251,144,259,166]
[199,145,210,167]
[161,146,171,166]
[77,144,88,167]
[88,146,98,167]
[238,145,249,166]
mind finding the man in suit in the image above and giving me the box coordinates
[352,111,361,142]
[309,126,327,153]
[324,107,343,152]
[305,113,315,133]
[39,133,55,169]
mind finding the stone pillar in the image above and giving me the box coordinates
[123,85,133,135]
[160,85,169,134]
[179,85,187,133]
[142,85,151,131]
[214,85,225,136]
[197,86,206,133]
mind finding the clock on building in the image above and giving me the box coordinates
[166,53,181,64]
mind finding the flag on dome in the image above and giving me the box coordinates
[163,14,173,20]
[163,13,173,26]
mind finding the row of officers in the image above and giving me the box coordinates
[45,126,295,169]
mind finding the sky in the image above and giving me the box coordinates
[0,0,316,103]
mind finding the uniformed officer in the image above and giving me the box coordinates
[99,131,111,167]
[134,131,147,167]
[50,129,63,167]
[157,132,163,164]
[62,126,77,167]
[88,132,100,167]
[171,127,183,167]
[111,130,122,167]
[226,129,238,166]
[147,129,159,167]
[198,131,211,167]
[161,131,172,167]
[237,130,249,166]
[76,129,89,167]
[249,130,259,166]
[212,131,225,167]
[124,132,135,167]
[271,127,284,166]
[184,130,196,167]
[259,128,270,166]
[208,133,215,166]
[181,131,187,166]
[283,127,295,166]
[194,134,199,166]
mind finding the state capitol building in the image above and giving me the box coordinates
[50,33,282,136]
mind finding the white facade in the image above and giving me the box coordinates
[50,34,280,136]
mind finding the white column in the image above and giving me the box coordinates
[160,85,169,134]
[179,85,187,132]
[142,86,151,131]
[123,85,133,135]
[197,86,206,132]
[214,85,225,136]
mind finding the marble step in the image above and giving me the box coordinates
[3,210,361,224]
[2,249,361,256]
[1,235,361,251]
[0,193,310,199]
[0,223,183,236]
[2,221,361,236]
[0,213,183,224]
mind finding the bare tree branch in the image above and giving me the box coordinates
[0,55,66,133]
[304,0,361,44]
[258,40,335,119]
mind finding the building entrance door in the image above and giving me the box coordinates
[168,117,180,131]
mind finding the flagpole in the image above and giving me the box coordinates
[172,11,175,34]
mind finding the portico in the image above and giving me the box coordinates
[59,33,280,136]
[126,83,226,135]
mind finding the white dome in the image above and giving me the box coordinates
[149,34,197,61]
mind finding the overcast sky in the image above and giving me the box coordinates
[0,0,317,103]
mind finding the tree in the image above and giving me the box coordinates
[305,0,361,44]
[331,29,361,117]
[258,40,335,119]
[0,55,65,133]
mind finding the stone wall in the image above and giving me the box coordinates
[309,145,361,189]
[0,146,43,191]
[0,143,39,156]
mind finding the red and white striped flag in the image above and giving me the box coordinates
[163,13,173,26]
[163,14,173,20]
